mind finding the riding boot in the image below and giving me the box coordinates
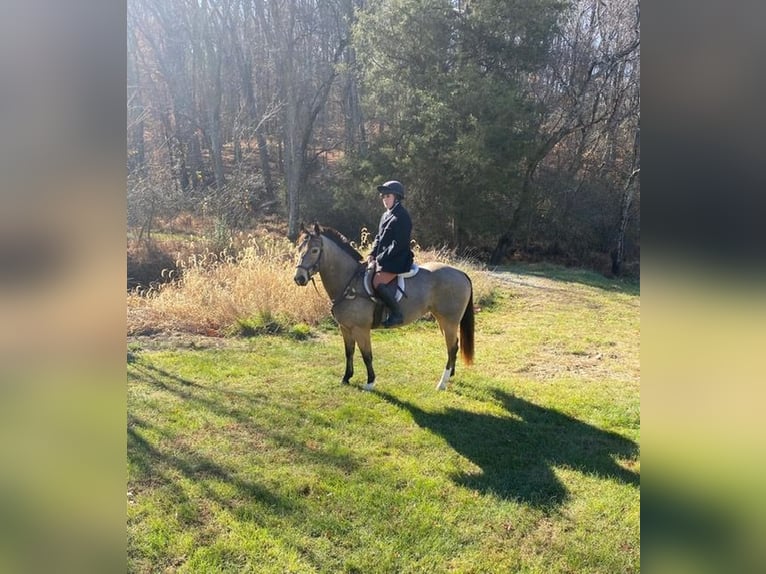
[375,282,403,327]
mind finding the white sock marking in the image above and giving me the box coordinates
[436,369,451,390]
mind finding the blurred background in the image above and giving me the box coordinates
[0,2,125,572]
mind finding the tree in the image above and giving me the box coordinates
[226,0,276,201]
[489,0,640,265]
[354,0,565,249]
[268,0,350,239]
[126,0,640,274]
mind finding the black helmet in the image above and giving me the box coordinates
[377,180,405,198]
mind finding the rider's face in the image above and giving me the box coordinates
[382,193,396,209]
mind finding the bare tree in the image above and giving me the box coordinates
[270,0,348,239]
[128,0,353,237]
[490,0,640,266]
[226,0,276,200]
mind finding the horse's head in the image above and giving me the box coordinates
[294,223,323,286]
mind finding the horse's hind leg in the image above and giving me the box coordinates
[435,317,459,390]
[354,327,376,391]
[340,326,355,385]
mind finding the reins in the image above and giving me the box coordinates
[330,264,367,311]
[296,233,369,309]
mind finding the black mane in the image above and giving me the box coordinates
[319,225,363,262]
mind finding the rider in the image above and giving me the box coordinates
[367,180,414,327]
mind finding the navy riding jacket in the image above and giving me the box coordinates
[370,201,414,273]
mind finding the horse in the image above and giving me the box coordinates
[293,223,474,390]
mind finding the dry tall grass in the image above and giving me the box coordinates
[127,231,495,337]
[127,235,326,336]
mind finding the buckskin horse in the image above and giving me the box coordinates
[294,223,474,390]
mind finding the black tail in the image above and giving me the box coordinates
[460,279,474,365]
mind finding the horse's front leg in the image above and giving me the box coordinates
[340,325,355,385]
[355,327,376,391]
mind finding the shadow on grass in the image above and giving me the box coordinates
[128,359,360,516]
[377,388,639,507]
[128,415,291,514]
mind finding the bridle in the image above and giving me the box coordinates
[295,234,323,281]
[295,232,367,308]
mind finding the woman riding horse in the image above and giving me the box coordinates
[294,222,474,390]
[367,180,414,327]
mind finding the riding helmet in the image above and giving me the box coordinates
[377,180,405,198]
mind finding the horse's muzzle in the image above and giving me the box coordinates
[294,271,308,286]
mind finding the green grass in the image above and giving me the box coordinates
[128,265,640,573]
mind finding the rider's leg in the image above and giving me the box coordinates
[372,272,403,327]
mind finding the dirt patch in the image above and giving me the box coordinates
[128,332,249,352]
[515,346,621,381]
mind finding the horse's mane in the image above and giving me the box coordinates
[319,225,363,262]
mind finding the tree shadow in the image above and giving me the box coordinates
[130,360,359,472]
[128,414,291,514]
[377,388,639,506]
[128,358,361,515]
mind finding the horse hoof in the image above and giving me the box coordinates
[436,369,451,390]
[363,382,376,391]
[341,379,350,385]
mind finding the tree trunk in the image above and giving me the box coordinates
[490,232,513,266]
[279,0,347,240]
[489,156,540,265]
[284,93,303,239]
[343,44,366,154]
[209,107,225,190]
[612,126,640,276]
[127,42,146,176]
[232,7,275,200]
[612,172,639,276]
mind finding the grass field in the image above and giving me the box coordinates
[127,263,640,573]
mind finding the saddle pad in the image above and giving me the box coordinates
[364,264,419,302]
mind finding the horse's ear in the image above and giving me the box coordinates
[313,222,321,235]
[299,222,307,234]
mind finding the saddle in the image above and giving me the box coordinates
[363,264,419,302]
[363,264,419,328]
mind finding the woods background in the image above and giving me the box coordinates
[127,0,639,276]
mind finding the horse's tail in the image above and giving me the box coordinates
[460,276,475,366]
